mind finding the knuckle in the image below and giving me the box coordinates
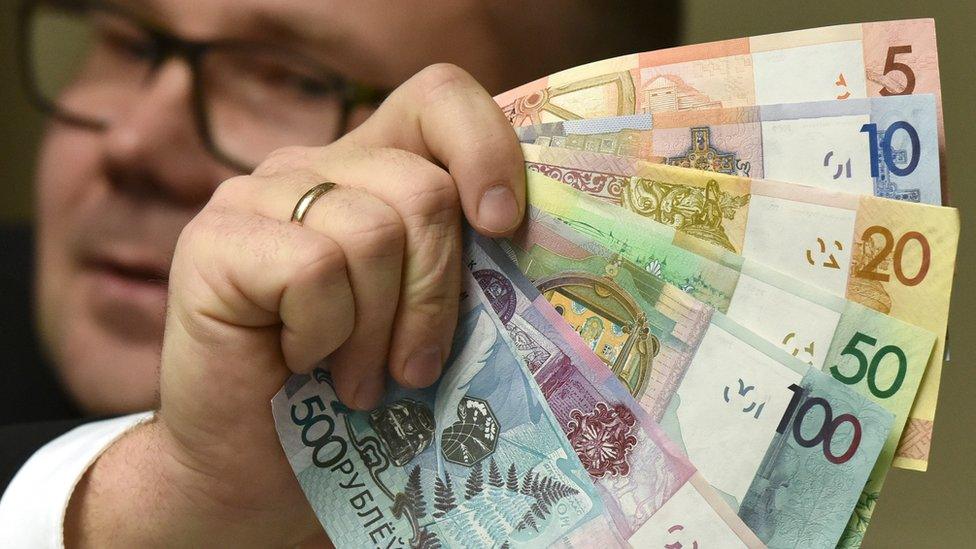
[363,145,420,167]
[407,247,460,313]
[409,282,458,322]
[209,175,256,206]
[175,208,221,254]
[415,63,473,103]
[400,173,460,228]
[294,233,348,280]
[345,205,405,261]
[176,209,251,276]
[331,309,356,349]
[253,146,315,176]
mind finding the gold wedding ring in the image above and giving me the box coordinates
[291,182,337,225]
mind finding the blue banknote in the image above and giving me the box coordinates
[273,271,605,547]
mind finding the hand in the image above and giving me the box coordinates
[64,64,525,546]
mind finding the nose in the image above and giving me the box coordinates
[99,59,237,206]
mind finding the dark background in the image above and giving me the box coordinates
[1,1,972,544]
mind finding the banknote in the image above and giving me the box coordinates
[497,212,895,548]
[495,19,948,202]
[273,272,607,547]
[515,95,941,205]
[510,207,933,547]
[464,231,762,547]
[521,145,957,471]
[274,266,763,547]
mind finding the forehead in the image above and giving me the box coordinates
[120,0,349,44]
[113,0,498,87]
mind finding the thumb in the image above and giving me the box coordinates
[340,63,526,236]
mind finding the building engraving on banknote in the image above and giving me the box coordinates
[503,72,637,126]
[639,74,723,113]
[848,234,894,314]
[665,127,752,176]
[535,129,649,157]
[533,126,752,178]
[368,398,435,467]
[474,269,559,375]
[534,267,659,399]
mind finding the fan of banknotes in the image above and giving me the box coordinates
[273,19,959,549]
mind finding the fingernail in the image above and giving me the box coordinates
[478,185,520,234]
[403,345,442,388]
[354,376,384,410]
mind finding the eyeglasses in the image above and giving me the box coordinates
[17,0,388,172]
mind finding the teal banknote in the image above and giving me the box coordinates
[273,270,605,547]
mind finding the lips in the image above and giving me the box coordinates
[78,246,172,342]
[82,245,171,289]
[85,254,170,287]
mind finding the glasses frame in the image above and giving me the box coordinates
[17,0,388,172]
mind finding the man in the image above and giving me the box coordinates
[0,0,680,544]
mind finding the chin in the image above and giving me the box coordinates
[59,324,163,415]
[43,284,167,415]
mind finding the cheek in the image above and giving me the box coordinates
[34,126,106,336]
[35,126,106,235]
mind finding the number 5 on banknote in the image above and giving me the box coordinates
[878,45,916,96]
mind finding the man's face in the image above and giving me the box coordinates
[34,0,517,413]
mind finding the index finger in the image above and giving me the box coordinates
[340,63,525,237]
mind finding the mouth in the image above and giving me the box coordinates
[81,250,171,311]
[87,257,170,287]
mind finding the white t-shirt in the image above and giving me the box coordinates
[0,412,153,548]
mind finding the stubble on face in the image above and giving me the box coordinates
[35,121,194,413]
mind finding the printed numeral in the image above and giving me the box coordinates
[776,384,862,464]
[829,332,908,399]
[855,225,931,286]
[879,45,917,96]
[860,121,921,178]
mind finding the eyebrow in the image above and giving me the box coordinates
[245,9,344,52]
[111,0,343,54]
[108,0,374,83]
